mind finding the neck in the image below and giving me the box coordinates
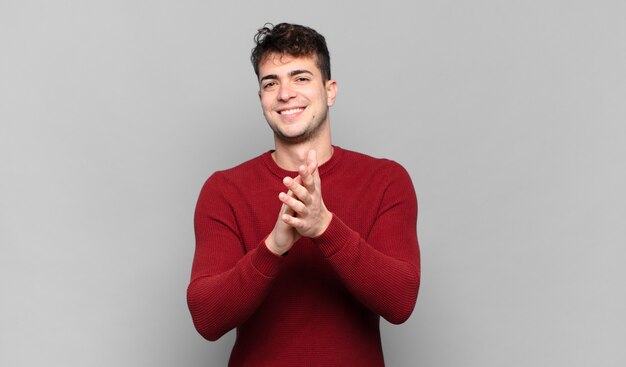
[272,135,333,171]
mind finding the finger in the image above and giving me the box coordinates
[279,190,296,215]
[290,175,304,189]
[281,213,305,230]
[307,150,319,176]
[299,164,314,191]
[278,191,306,214]
[283,176,311,204]
[307,150,322,190]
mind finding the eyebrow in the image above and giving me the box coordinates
[259,69,313,82]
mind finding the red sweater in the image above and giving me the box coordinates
[188,146,420,366]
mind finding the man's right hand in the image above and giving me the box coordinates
[265,185,301,256]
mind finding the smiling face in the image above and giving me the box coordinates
[258,53,337,145]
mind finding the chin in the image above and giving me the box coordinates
[269,118,326,145]
[275,132,309,145]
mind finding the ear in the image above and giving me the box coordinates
[325,80,338,107]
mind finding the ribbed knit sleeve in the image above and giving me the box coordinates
[187,172,284,341]
[312,162,420,324]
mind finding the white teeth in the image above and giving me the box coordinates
[280,108,303,115]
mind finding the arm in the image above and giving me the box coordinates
[186,173,285,341]
[313,168,420,324]
[279,152,420,324]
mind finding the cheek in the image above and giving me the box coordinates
[260,98,273,111]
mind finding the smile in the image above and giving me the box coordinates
[279,107,305,116]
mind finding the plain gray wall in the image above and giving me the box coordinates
[1,1,624,366]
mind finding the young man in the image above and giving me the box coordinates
[187,23,420,366]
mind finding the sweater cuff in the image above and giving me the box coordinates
[312,214,359,258]
[251,241,284,278]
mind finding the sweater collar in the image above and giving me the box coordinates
[262,145,344,179]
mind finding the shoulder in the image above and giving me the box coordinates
[197,151,274,203]
[338,147,411,179]
[204,151,270,185]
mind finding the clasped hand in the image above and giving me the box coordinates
[265,150,332,255]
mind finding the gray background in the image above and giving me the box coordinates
[1,1,624,366]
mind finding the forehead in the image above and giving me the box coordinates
[258,53,321,77]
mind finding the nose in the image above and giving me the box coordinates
[278,83,296,101]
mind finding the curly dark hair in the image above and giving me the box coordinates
[251,23,331,81]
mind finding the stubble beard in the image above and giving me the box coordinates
[269,111,328,145]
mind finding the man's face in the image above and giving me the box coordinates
[258,53,337,145]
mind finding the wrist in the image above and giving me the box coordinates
[265,233,288,256]
[313,209,333,238]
